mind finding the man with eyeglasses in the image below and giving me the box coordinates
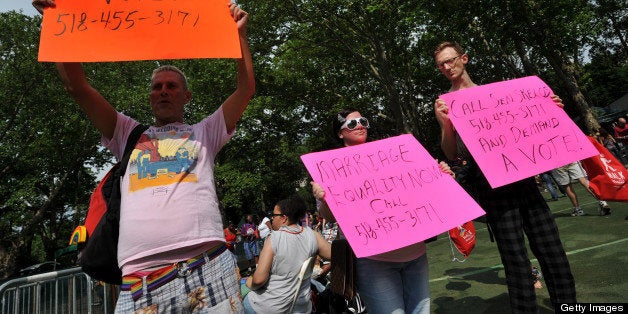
[433,41,577,313]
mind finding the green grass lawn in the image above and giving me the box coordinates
[427,183,628,313]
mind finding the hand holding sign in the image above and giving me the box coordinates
[229,1,249,32]
[32,0,53,14]
[301,134,485,258]
[439,76,598,188]
[37,0,242,62]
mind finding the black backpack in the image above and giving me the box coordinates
[72,124,148,284]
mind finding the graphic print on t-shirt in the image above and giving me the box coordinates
[128,126,199,192]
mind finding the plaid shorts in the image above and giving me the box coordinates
[115,247,243,313]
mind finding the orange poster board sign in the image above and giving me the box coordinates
[38,0,242,62]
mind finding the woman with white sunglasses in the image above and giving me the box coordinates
[311,108,453,314]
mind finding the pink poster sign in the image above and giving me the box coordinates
[440,76,598,188]
[300,134,485,258]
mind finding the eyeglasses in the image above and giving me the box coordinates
[437,56,461,69]
[269,213,285,219]
[340,117,370,130]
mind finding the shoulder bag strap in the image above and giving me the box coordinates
[118,124,148,176]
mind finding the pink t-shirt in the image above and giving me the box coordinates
[366,241,426,262]
[103,107,233,275]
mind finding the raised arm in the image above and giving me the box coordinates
[434,98,458,160]
[311,182,336,223]
[34,0,117,138]
[56,63,117,139]
[221,3,255,133]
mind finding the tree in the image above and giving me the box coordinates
[0,12,103,278]
[581,0,628,108]
[2,0,625,277]
[423,0,607,133]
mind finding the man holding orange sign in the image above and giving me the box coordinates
[34,0,254,312]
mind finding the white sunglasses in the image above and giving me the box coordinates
[341,117,370,130]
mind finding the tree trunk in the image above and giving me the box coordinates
[544,51,600,133]
[609,15,628,57]
[512,0,600,134]
[371,41,407,133]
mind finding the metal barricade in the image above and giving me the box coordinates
[0,267,118,314]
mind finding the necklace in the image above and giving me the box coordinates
[279,225,303,234]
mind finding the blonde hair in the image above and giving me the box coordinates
[433,41,465,59]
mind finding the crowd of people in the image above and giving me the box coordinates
[533,117,628,217]
[224,210,326,275]
[32,0,621,312]
[222,201,349,313]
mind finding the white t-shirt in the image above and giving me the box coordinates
[258,217,271,239]
[103,108,233,275]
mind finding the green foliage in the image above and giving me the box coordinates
[1,0,625,277]
[0,12,101,277]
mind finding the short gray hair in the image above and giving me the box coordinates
[151,65,189,90]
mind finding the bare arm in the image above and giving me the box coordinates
[222,3,255,133]
[310,181,336,222]
[56,63,117,139]
[434,99,458,160]
[315,232,331,260]
[317,200,335,223]
[246,235,273,290]
[35,0,117,138]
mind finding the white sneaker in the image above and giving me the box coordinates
[599,201,611,216]
[571,208,585,216]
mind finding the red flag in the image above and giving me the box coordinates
[581,136,628,201]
